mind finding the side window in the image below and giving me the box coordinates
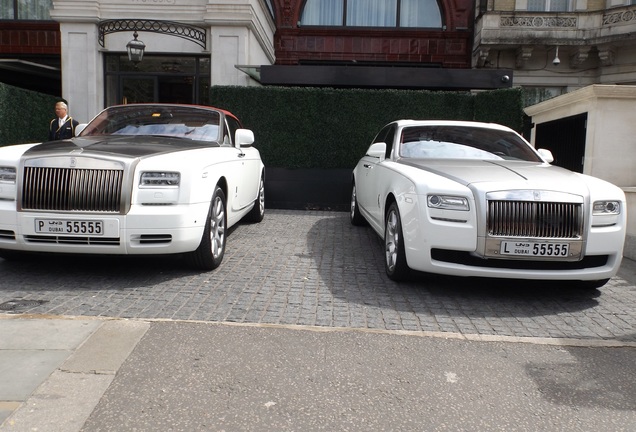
[224,116,242,146]
[384,126,397,158]
[373,125,392,143]
[370,124,396,159]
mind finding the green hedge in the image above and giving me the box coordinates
[473,88,525,130]
[0,82,59,146]
[210,86,524,169]
[0,82,525,170]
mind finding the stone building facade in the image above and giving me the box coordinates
[1,0,635,119]
[473,0,636,104]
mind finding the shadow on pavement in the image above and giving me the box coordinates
[308,215,604,319]
[0,253,197,292]
[526,341,636,411]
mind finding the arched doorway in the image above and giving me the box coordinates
[104,54,210,106]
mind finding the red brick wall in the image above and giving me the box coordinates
[272,0,474,68]
[0,22,60,55]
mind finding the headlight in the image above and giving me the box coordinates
[427,195,470,211]
[140,172,180,187]
[0,167,16,184]
[593,200,620,215]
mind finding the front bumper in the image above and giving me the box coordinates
[401,198,626,281]
[405,225,625,281]
[0,201,210,255]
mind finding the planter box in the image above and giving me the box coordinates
[265,168,351,211]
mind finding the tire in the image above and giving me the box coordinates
[350,182,366,226]
[187,186,227,270]
[245,174,265,223]
[385,202,410,281]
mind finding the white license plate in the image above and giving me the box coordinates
[500,241,570,257]
[35,219,104,236]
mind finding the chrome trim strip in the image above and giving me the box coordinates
[486,190,583,203]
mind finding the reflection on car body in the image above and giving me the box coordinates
[351,120,626,288]
[0,104,266,270]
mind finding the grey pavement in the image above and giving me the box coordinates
[1,317,636,431]
[0,210,635,431]
[1,210,636,341]
[0,318,147,430]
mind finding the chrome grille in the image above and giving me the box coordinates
[22,167,124,213]
[488,200,583,239]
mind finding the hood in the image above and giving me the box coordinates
[399,158,588,193]
[24,135,220,159]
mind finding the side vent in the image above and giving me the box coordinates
[0,230,16,240]
[136,234,172,245]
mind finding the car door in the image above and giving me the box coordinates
[367,125,397,226]
[358,125,396,229]
[225,116,260,211]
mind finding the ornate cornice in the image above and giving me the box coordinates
[515,46,533,68]
[500,15,577,28]
[603,9,636,25]
[598,46,616,66]
[569,46,591,68]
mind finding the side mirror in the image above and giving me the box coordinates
[235,129,254,148]
[537,148,554,163]
[75,124,88,137]
[366,142,387,159]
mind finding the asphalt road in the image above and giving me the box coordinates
[82,322,636,432]
[1,209,635,342]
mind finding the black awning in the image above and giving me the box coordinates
[0,59,61,96]
[259,65,513,90]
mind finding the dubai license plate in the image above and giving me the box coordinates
[500,241,570,257]
[35,219,104,236]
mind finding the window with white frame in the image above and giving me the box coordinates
[1,0,52,20]
[300,0,443,28]
[527,0,569,11]
[263,0,275,18]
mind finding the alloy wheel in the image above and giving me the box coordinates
[210,195,226,259]
[350,185,357,220]
[385,209,399,272]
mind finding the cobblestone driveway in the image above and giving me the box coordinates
[1,210,635,342]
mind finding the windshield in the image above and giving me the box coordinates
[80,105,222,142]
[399,125,542,162]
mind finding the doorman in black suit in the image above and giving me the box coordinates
[49,101,80,141]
